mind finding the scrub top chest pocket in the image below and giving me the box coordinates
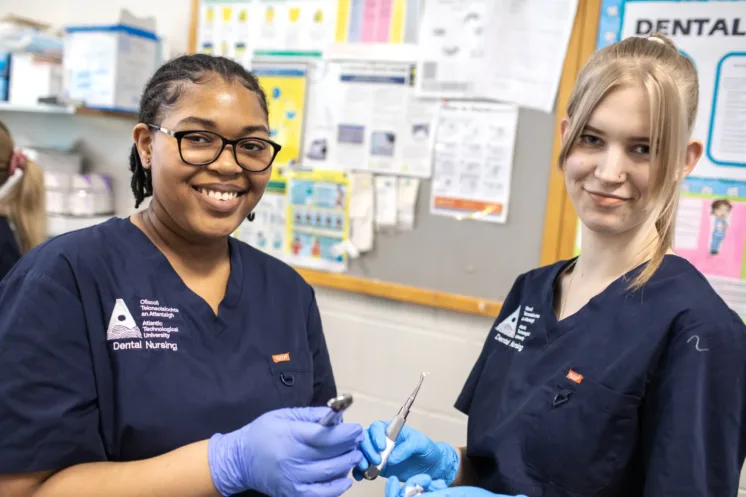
[521,370,641,495]
[268,356,314,408]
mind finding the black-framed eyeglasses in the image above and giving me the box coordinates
[147,124,282,172]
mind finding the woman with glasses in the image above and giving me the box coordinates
[0,121,45,280]
[0,54,363,497]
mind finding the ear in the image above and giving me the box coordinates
[132,123,154,170]
[677,139,703,180]
[560,118,570,143]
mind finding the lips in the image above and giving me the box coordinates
[586,190,628,207]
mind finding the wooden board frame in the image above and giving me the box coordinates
[187,0,600,317]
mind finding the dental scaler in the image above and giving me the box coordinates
[363,372,429,481]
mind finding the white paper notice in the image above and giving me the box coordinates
[349,172,375,252]
[430,101,519,223]
[375,175,398,230]
[479,0,579,113]
[397,178,420,230]
[416,0,578,112]
[415,0,491,99]
[304,62,437,176]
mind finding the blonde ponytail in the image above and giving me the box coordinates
[0,122,46,254]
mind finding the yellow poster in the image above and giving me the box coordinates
[253,62,308,168]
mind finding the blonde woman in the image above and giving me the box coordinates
[356,34,746,497]
[0,121,45,279]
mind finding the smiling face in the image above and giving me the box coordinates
[136,77,272,240]
[563,85,656,237]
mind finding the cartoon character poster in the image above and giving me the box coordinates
[675,178,746,319]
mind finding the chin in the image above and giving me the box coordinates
[577,211,633,237]
[191,214,245,239]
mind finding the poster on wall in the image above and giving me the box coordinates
[302,61,436,177]
[286,169,351,272]
[429,100,519,224]
[598,0,746,180]
[233,174,288,260]
[252,62,309,167]
[196,0,337,59]
[675,178,746,321]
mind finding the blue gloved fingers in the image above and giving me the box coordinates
[296,477,354,497]
[370,420,390,451]
[428,479,449,492]
[385,476,402,497]
[401,474,433,489]
[280,406,337,423]
[384,440,421,466]
[360,428,383,466]
[294,421,365,455]
[294,449,364,484]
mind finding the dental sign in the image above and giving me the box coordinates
[597,0,746,181]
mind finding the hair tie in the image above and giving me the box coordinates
[9,149,28,176]
[647,36,665,45]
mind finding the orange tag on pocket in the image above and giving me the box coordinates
[566,369,584,384]
[272,353,291,363]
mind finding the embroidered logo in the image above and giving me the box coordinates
[107,298,181,352]
[107,299,142,340]
[495,305,540,353]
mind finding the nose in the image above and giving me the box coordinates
[209,144,243,176]
[594,145,627,184]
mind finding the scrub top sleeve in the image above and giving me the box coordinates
[0,271,105,472]
[640,315,746,496]
[306,290,337,406]
[454,275,525,415]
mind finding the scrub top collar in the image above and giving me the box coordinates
[542,254,678,345]
[118,217,245,332]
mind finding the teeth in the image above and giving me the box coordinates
[197,188,239,201]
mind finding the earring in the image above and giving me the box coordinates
[248,212,256,222]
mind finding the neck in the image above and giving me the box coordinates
[575,222,658,281]
[138,198,229,274]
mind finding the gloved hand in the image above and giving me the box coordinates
[353,421,459,485]
[386,475,527,497]
[209,407,364,497]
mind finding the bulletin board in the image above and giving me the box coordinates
[187,0,600,317]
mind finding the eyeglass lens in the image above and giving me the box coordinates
[180,131,274,171]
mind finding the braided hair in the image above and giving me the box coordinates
[130,54,269,208]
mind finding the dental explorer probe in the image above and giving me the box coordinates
[363,372,429,481]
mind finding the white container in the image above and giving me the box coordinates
[63,10,159,113]
[44,171,72,215]
[67,173,114,216]
[8,53,63,106]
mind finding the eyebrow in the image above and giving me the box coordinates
[583,124,650,142]
[175,116,270,135]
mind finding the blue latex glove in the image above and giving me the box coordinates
[209,407,364,497]
[386,475,527,497]
[353,421,459,485]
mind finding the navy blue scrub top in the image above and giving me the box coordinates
[0,217,336,496]
[0,215,21,280]
[456,256,746,497]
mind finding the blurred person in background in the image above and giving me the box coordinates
[0,120,45,280]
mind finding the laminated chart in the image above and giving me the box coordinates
[286,169,351,272]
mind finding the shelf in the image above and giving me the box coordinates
[0,102,137,119]
[47,214,113,238]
